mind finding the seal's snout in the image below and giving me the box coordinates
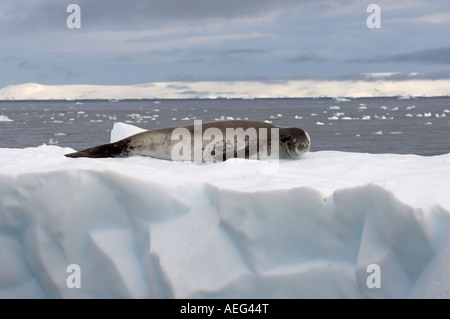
[298,142,310,153]
[294,135,310,156]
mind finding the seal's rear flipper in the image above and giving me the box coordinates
[65,140,130,158]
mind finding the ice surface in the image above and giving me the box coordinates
[0,122,450,298]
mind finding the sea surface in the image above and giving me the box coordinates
[1,97,449,156]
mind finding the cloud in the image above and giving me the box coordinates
[416,12,450,24]
[185,48,270,63]
[391,11,450,25]
[333,69,450,81]
[17,61,39,71]
[284,53,329,63]
[0,0,311,32]
[0,1,67,32]
[347,47,450,65]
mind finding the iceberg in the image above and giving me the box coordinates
[0,122,449,298]
[0,115,13,122]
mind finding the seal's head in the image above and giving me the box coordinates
[283,128,311,158]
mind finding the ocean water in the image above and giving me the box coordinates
[0,97,449,156]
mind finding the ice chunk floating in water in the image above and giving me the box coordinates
[0,115,13,122]
[0,123,450,298]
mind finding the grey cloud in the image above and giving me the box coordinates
[0,1,68,32]
[333,69,450,81]
[113,49,182,62]
[213,48,270,56]
[76,0,310,26]
[171,48,269,64]
[284,53,329,63]
[199,48,270,62]
[17,61,39,71]
[1,0,348,32]
[348,47,450,65]
[418,69,450,79]
[293,47,450,67]
[53,66,81,79]
[167,73,276,82]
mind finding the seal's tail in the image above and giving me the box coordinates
[65,140,129,158]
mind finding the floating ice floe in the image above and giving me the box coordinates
[333,97,350,102]
[398,94,415,99]
[0,115,13,122]
[329,106,341,110]
[47,138,58,145]
[214,116,235,121]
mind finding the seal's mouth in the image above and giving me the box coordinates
[286,140,310,158]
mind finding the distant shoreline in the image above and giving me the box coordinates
[1,96,450,102]
[1,80,450,101]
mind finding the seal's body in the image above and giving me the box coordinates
[65,120,310,162]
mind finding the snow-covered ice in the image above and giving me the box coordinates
[0,122,450,298]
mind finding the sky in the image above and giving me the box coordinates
[1,0,450,88]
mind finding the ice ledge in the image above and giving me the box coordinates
[0,146,450,298]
